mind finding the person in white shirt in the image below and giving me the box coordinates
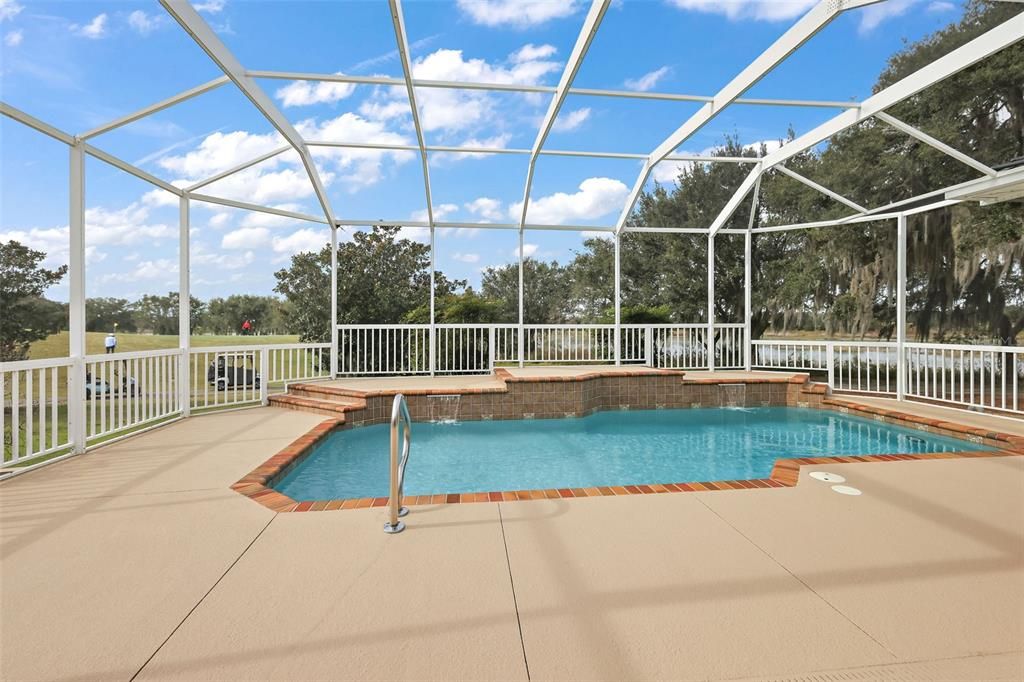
[105,333,117,354]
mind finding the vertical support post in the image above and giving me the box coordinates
[330,224,339,377]
[644,325,654,367]
[518,231,525,368]
[259,347,269,406]
[707,232,715,372]
[827,341,835,389]
[614,231,622,366]
[488,325,496,373]
[429,227,436,376]
[896,213,907,401]
[178,195,191,417]
[743,176,760,372]
[68,142,86,454]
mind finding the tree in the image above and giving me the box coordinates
[131,293,204,335]
[0,241,67,361]
[202,295,281,334]
[86,298,137,333]
[480,259,571,323]
[274,225,464,341]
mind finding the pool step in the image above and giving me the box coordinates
[268,392,365,418]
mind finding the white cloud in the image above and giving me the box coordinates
[0,0,23,22]
[432,133,512,164]
[667,0,816,21]
[511,177,629,225]
[858,0,915,34]
[651,160,693,184]
[272,228,328,257]
[510,43,558,63]
[927,0,954,11]
[128,10,161,35]
[412,203,459,223]
[465,197,504,221]
[192,244,255,270]
[221,227,270,249]
[361,45,560,135]
[624,66,671,92]
[298,113,415,191]
[157,130,285,179]
[100,258,179,284]
[275,76,357,107]
[514,243,539,258]
[72,13,108,39]
[456,0,581,27]
[240,205,305,228]
[208,212,232,229]
[3,28,21,46]
[553,107,591,132]
[193,0,226,13]
[451,252,481,263]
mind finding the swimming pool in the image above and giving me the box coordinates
[272,407,989,501]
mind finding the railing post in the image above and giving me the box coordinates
[488,326,496,373]
[614,232,622,366]
[429,325,436,376]
[518,326,524,367]
[827,341,835,389]
[896,213,907,401]
[260,347,269,406]
[644,325,654,367]
[68,142,86,454]
[330,224,339,378]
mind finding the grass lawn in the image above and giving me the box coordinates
[30,331,301,359]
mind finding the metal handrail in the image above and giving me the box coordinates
[384,393,412,534]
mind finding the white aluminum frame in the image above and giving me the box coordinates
[1,0,1022,465]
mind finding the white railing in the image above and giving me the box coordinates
[85,349,183,443]
[2,342,331,470]
[190,343,331,411]
[753,339,899,395]
[905,342,1023,414]
[2,357,74,466]
[336,323,745,374]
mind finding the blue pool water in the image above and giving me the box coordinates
[273,407,988,500]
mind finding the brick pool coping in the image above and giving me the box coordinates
[232,373,1024,513]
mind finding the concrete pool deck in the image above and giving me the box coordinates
[1,405,1022,680]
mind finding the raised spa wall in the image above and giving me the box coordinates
[270,368,818,426]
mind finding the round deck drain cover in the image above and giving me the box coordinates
[831,485,862,496]
[809,471,845,483]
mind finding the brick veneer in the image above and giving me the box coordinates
[232,370,1023,512]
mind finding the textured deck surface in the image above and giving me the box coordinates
[1,404,1021,681]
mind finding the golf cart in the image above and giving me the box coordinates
[85,367,138,399]
[207,355,261,391]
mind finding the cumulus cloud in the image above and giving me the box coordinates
[511,177,629,225]
[272,228,328,257]
[0,0,23,22]
[4,28,21,46]
[858,0,915,34]
[451,252,481,263]
[128,10,161,35]
[275,76,357,107]
[432,133,512,164]
[625,66,671,92]
[412,203,459,223]
[465,197,504,221]
[666,0,816,22]
[456,0,581,27]
[514,243,539,258]
[193,0,226,13]
[221,227,270,249]
[552,107,591,132]
[100,258,179,284]
[361,45,560,136]
[72,13,108,39]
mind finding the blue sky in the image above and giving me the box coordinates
[0,0,968,303]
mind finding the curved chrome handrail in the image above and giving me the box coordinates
[384,393,412,534]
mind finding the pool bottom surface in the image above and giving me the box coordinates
[272,407,989,501]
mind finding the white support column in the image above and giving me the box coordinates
[68,142,86,454]
[330,225,338,377]
[518,231,525,368]
[178,195,191,417]
[429,228,436,377]
[896,213,907,401]
[744,176,761,372]
[614,232,622,366]
[707,232,715,372]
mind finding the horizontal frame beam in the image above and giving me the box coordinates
[774,164,867,213]
[247,69,856,109]
[80,76,229,140]
[0,101,75,145]
[874,111,997,177]
[187,144,293,192]
[189,192,329,223]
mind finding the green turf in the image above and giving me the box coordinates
[30,331,301,359]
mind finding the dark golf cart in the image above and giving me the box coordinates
[207,356,261,391]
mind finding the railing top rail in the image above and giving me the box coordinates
[0,356,76,372]
[338,324,431,330]
[906,341,1024,353]
[84,348,184,362]
[188,343,329,354]
[753,339,898,348]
